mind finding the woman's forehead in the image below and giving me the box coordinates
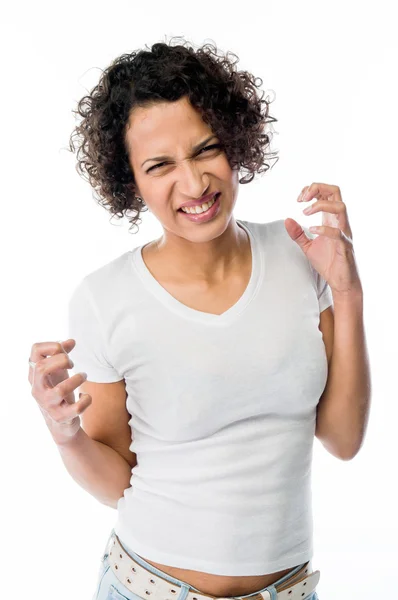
[126,99,213,153]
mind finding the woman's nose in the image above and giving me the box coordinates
[177,162,209,197]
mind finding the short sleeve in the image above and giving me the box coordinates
[302,225,334,313]
[315,272,334,312]
[67,278,123,383]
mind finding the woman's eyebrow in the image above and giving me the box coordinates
[141,135,217,167]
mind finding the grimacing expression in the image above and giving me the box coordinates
[125,96,240,238]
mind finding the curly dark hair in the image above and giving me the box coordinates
[68,36,279,233]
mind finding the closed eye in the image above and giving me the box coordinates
[146,144,222,173]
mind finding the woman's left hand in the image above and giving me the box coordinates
[284,182,362,296]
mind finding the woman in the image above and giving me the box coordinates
[28,37,368,600]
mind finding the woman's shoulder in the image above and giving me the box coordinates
[238,218,289,245]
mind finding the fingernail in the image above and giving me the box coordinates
[57,340,65,351]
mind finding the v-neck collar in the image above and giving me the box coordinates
[131,220,263,325]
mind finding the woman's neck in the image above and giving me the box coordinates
[143,220,249,284]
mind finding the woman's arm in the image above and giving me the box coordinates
[316,291,371,460]
[55,427,132,509]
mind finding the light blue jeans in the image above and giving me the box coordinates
[93,529,319,600]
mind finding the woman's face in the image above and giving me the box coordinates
[125,95,239,243]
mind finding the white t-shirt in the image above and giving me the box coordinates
[67,218,333,576]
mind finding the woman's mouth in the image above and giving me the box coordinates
[177,193,221,223]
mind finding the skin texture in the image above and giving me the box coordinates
[121,96,298,594]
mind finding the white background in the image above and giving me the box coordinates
[1,1,397,598]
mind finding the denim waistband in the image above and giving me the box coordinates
[110,528,310,598]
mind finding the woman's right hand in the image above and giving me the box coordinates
[28,339,92,444]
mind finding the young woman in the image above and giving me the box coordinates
[28,36,369,600]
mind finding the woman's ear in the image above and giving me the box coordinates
[126,181,142,202]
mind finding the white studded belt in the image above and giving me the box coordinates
[106,533,320,600]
